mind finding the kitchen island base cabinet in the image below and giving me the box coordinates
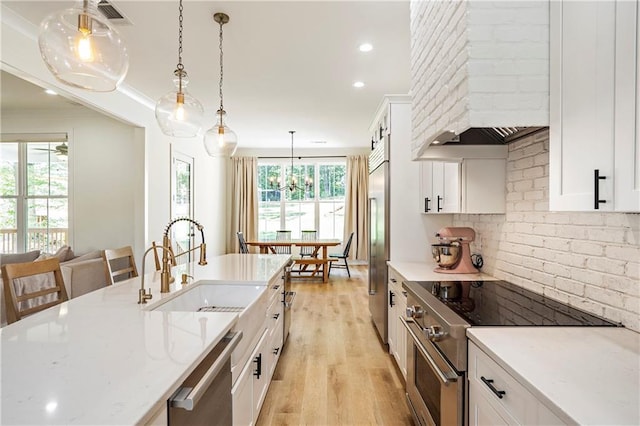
[232,269,285,425]
[468,341,565,426]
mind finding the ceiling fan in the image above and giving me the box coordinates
[34,142,68,157]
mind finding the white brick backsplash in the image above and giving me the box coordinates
[605,245,640,262]
[603,275,639,298]
[623,296,640,314]
[543,262,571,278]
[554,277,585,297]
[543,237,570,251]
[571,241,604,256]
[523,166,544,179]
[453,130,640,332]
[570,268,604,287]
[625,263,640,280]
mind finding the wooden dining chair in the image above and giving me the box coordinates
[275,230,292,254]
[299,230,317,258]
[103,246,139,285]
[1,257,69,324]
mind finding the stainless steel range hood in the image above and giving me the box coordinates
[432,127,547,146]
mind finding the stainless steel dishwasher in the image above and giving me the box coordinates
[168,331,242,425]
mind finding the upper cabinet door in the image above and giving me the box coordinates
[614,1,640,212]
[550,0,639,212]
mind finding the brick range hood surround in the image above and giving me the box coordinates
[410,1,550,159]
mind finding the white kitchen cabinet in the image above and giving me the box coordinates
[232,267,285,425]
[468,341,565,426]
[232,343,257,426]
[387,266,407,380]
[420,161,461,213]
[550,0,639,212]
[420,157,506,214]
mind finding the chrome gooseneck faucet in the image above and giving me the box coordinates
[138,244,175,304]
[161,217,207,293]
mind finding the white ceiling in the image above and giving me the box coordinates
[1,1,410,149]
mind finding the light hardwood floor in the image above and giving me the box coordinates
[256,265,413,426]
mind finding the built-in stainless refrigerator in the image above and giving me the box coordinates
[368,142,389,344]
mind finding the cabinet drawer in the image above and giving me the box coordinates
[468,343,534,424]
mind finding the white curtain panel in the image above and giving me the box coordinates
[344,155,369,261]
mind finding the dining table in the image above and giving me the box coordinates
[246,239,341,282]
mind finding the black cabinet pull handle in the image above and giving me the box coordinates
[273,347,280,355]
[481,376,506,399]
[389,290,395,307]
[594,169,607,209]
[253,354,262,379]
[425,197,431,212]
[437,195,443,212]
[273,313,280,320]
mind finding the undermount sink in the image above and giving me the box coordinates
[150,283,265,313]
[149,282,269,379]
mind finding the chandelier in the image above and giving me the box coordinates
[270,131,313,192]
[204,12,238,157]
[38,0,129,92]
[155,0,204,137]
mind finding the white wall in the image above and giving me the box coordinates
[1,5,228,264]
[453,130,640,332]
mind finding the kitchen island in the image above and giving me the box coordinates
[0,253,291,425]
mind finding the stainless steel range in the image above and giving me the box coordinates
[402,279,621,426]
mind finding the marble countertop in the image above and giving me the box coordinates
[0,253,290,425]
[387,260,496,282]
[467,327,640,425]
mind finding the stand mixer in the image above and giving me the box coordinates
[432,227,479,273]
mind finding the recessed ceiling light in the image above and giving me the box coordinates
[44,89,58,96]
[353,81,365,88]
[359,43,373,52]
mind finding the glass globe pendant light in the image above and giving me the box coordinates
[204,12,238,157]
[38,0,129,92]
[155,0,204,138]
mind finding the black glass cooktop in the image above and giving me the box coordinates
[410,280,621,327]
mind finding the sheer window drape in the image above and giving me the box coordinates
[343,155,369,261]
[228,157,258,253]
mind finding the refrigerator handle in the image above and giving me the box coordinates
[368,197,377,295]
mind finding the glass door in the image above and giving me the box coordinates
[171,149,194,264]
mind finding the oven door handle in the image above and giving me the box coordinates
[401,317,457,384]
[169,331,243,411]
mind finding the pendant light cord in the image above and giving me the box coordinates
[290,131,295,189]
[218,17,224,113]
[176,0,184,91]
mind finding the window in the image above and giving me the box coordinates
[0,140,69,254]
[257,159,346,240]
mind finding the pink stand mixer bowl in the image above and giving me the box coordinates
[432,227,479,274]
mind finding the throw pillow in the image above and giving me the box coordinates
[61,250,102,264]
[34,246,71,263]
[0,250,41,266]
[53,245,71,262]
[35,252,53,261]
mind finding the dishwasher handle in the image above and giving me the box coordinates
[169,331,242,411]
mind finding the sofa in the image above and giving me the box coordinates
[0,246,109,326]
